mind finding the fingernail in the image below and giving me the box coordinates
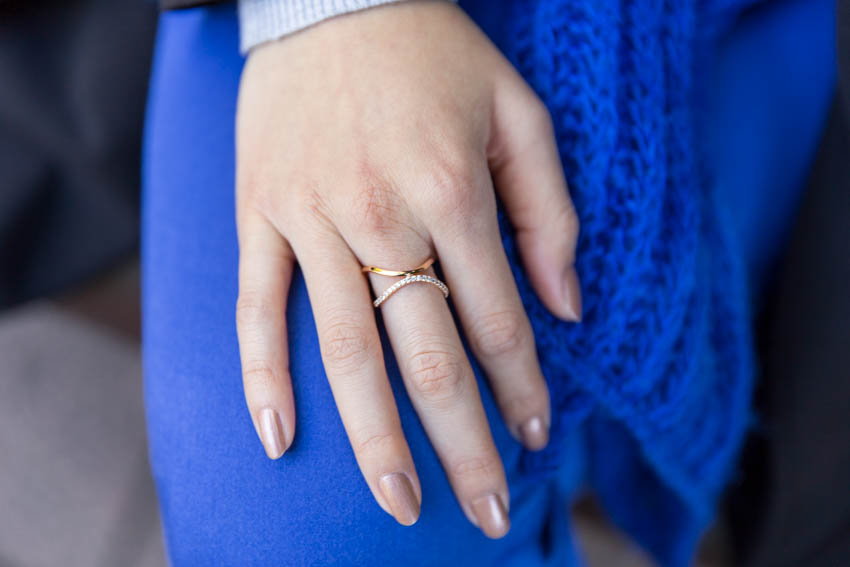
[470,493,510,539]
[518,416,549,451]
[258,408,287,459]
[562,265,582,322]
[378,473,420,526]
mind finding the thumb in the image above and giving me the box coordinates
[488,87,582,322]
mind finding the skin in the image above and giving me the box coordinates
[235,0,581,539]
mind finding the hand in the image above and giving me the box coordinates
[235,1,581,538]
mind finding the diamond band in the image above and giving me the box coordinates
[372,274,449,308]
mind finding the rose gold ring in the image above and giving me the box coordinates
[361,257,435,278]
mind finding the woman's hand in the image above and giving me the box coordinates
[235,1,581,538]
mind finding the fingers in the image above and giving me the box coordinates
[292,225,421,527]
[236,213,296,459]
[339,193,511,539]
[367,263,511,539]
[429,164,551,451]
[489,86,583,322]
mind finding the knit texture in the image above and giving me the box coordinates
[460,1,757,565]
[238,0,457,52]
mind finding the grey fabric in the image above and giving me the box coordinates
[0,303,164,567]
[238,0,456,52]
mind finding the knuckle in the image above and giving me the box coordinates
[526,98,555,136]
[241,362,278,390]
[554,203,580,244]
[235,198,265,232]
[320,317,375,371]
[451,453,502,482]
[352,431,396,456]
[292,185,335,232]
[238,169,292,227]
[407,349,466,404]
[425,160,480,218]
[235,292,273,330]
[351,180,405,237]
[471,310,529,358]
[236,166,268,206]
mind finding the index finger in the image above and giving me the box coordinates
[236,212,296,460]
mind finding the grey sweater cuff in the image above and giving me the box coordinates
[238,0,454,53]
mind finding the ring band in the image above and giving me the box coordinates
[372,274,449,308]
[361,257,435,278]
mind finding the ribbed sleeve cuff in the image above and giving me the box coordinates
[239,0,455,54]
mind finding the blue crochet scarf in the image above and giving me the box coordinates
[462,1,757,565]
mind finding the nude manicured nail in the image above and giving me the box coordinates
[519,416,549,451]
[562,265,583,322]
[470,493,510,539]
[258,408,287,459]
[378,473,420,526]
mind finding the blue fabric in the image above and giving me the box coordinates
[142,1,834,565]
[705,0,837,301]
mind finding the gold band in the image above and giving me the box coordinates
[361,257,435,278]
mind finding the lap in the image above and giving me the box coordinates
[142,7,578,566]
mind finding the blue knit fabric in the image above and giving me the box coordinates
[460,1,756,565]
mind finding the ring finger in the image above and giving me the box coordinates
[346,230,511,539]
